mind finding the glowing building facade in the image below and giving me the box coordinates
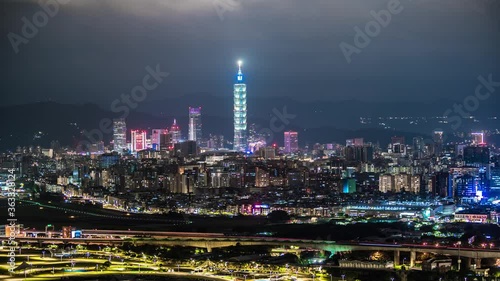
[284,131,298,153]
[151,129,168,151]
[112,118,127,153]
[170,119,181,144]
[233,61,247,151]
[188,107,202,143]
[131,130,147,152]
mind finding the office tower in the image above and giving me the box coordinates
[344,145,373,162]
[112,118,127,152]
[471,132,485,145]
[151,129,167,151]
[464,145,490,179]
[174,140,198,158]
[170,119,181,144]
[261,146,276,160]
[464,146,490,166]
[412,137,425,159]
[346,138,364,147]
[455,175,476,199]
[433,130,444,155]
[284,131,299,153]
[160,132,173,151]
[432,172,452,197]
[233,60,247,151]
[188,107,202,143]
[130,130,147,152]
[491,167,500,190]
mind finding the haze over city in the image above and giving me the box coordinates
[1,1,500,281]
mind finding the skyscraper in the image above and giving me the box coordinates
[188,107,202,143]
[412,137,425,159]
[471,132,485,145]
[131,130,147,152]
[151,129,168,151]
[433,130,444,155]
[112,118,127,153]
[233,60,247,151]
[170,119,181,144]
[284,131,299,153]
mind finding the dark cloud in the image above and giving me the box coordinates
[1,0,499,105]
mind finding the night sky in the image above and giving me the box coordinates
[1,0,499,106]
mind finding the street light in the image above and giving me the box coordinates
[457,241,462,271]
[341,274,345,281]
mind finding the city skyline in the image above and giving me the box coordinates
[2,1,500,280]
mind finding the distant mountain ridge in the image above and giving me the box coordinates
[0,93,499,151]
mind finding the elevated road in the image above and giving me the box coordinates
[4,230,500,267]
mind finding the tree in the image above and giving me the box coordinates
[102,261,111,269]
[267,210,291,223]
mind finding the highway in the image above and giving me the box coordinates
[5,229,500,262]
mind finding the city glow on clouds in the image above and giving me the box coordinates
[12,0,375,20]
[35,0,242,16]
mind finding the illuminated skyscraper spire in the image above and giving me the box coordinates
[233,60,247,151]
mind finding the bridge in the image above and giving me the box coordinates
[4,229,500,269]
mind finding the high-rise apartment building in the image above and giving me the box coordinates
[379,174,394,193]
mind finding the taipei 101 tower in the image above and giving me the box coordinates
[233,60,247,151]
